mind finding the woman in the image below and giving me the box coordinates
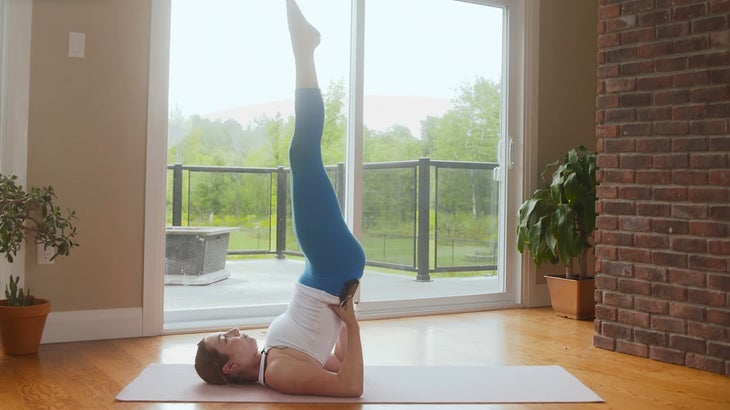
[194,0,365,398]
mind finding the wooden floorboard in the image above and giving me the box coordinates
[1,307,728,409]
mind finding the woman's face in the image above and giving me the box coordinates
[203,328,259,365]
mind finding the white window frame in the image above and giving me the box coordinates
[143,0,541,333]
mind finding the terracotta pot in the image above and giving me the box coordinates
[0,298,51,355]
[545,276,595,320]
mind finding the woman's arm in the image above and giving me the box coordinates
[265,299,363,397]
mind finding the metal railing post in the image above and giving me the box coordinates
[172,163,183,226]
[275,166,287,259]
[416,157,431,281]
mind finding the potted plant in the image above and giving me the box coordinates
[517,145,598,320]
[0,173,78,355]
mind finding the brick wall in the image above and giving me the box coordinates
[593,0,730,376]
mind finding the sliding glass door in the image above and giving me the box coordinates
[162,0,525,330]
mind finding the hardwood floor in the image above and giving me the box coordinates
[1,308,728,409]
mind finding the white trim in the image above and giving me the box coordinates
[142,0,171,337]
[518,0,549,307]
[0,0,32,293]
[345,0,365,239]
[41,308,143,344]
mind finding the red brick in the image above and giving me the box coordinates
[602,322,633,339]
[604,138,636,153]
[654,283,689,300]
[606,108,638,122]
[602,170,636,184]
[709,169,730,185]
[653,251,689,269]
[621,27,655,44]
[672,170,709,185]
[620,123,652,136]
[673,3,708,20]
[593,334,616,350]
[689,187,728,202]
[672,204,709,220]
[654,187,688,201]
[619,154,652,168]
[636,137,671,152]
[656,22,690,39]
[668,268,707,287]
[617,340,649,357]
[619,309,650,327]
[652,315,687,333]
[692,16,729,34]
[655,57,689,72]
[638,106,671,121]
[708,342,730,360]
[634,74,674,91]
[620,187,652,201]
[707,309,730,326]
[599,33,621,48]
[669,334,708,354]
[596,244,618,260]
[605,46,638,63]
[619,216,651,231]
[635,233,670,248]
[653,153,689,169]
[691,85,730,102]
[672,136,708,152]
[690,119,729,134]
[635,296,670,314]
[669,302,705,321]
[604,292,634,308]
[602,260,635,277]
[686,353,726,374]
[622,0,655,14]
[709,205,730,221]
[650,346,686,365]
[708,239,730,255]
[621,60,654,75]
[637,170,671,184]
[621,92,653,107]
[690,254,728,272]
[706,273,728,292]
[710,0,730,13]
[688,321,727,342]
[637,203,672,217]
[709,68,730,84]
[689,288,727,307]
[709,135,730,150]
[635,328,667,345]
[638,10,671,26]
[596,274,619,291]
[598,64,621,79]
[620,247,652,263]
[599,3,621,19]
[675,35,711,53]
[673,71,711,87]
[636,265,668,282]
[637,41,674,59]
[654,121,689,135]
[619,278,652,295]
[606,77,637,93]
[672,104,708,120]
[689,220,728,237]
[709,30,730,47]
[653,219,690,234]
[597,95,620,110]
[671,237,708,253]
[606,16,637,32]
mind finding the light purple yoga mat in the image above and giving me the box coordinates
[116,363,603,404]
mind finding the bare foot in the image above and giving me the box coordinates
[286,0,320,59]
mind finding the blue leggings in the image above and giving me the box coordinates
[290,88,365,296]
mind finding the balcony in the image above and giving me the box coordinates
[164,158,502,317]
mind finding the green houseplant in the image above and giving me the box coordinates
[0,173,78,354]
[517,145,598,319]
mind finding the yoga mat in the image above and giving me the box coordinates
[116,363,603,404]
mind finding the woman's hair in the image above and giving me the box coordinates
[194,339,257,385]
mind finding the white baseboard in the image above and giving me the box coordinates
[41,308,143,344]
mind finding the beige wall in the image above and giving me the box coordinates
[22,0,597,312]
[535,0,598,282]
[26,0,151,311]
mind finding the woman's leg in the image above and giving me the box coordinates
[286,0,364,296]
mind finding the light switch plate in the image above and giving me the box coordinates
[68,32,85,58]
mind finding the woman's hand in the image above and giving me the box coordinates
[328,298,358,327]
